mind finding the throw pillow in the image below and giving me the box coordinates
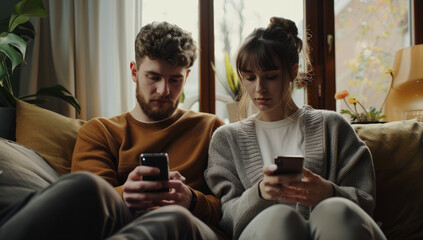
[0,138,58,221]
[15,100,86,176]
[353,119,423,240]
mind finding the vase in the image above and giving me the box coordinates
[225,101,239,123]
[0,107,16,141]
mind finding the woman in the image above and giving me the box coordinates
[205,17,386,240]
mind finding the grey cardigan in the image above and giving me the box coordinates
[205,107,376,239]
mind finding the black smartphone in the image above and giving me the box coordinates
[139,153,170,192]
[273,155,304,175]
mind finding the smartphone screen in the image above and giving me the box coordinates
[273,155,304,175]
[139,153,169,192]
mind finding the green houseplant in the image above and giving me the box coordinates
[0,0,80,112]
[0,0,80,140]
[334,69,392,123]
[211,52,241,101]
[211,52,242,122]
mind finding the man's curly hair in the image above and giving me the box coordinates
[135,21,197,68]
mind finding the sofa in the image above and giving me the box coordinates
[1,100,423,240]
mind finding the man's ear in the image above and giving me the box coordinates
[130,61,138,83]
[182,69,191,86]
[185,69,191,79]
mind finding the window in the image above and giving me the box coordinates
[305,0,421,114]
[140,0,422,117]
[334,0,410,121]
[141,0,200,111]
[213,0,306,122]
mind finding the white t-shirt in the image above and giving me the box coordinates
[254,106,306,206]
[254,106,306,166]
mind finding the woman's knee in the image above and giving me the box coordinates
[240,205,308,240]
[311,197,362,222]
[310,197,382,240]
[260,204,302,224]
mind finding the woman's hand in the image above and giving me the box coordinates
[281,168,334,206]
[259,165,334,206]
[259,164,301,201]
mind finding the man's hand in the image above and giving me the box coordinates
[122,167,193,210]
[123,166,167,210]
[158,171,193,209]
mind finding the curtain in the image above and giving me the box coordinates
[20,0,142,120]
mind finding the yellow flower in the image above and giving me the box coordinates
[334,90,349,100]
[335,68,392,123]
[348,97,359,104]
[385,68,393,74]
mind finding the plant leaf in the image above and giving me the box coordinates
[21,98,48,104]
[12,21,35,41]
[180,90,185,103]
[19,84,81,114]
[211,61,235,99]
[0,33,26,72]
[224,52,239,95]
[340,109,353,116]
[0,58,5,81]
[8,14,30,33]
[0,85,17,107]
[376,114,386,121]
[9,0,47,32]
[14,0,48,17]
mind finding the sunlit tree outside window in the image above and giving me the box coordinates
[335,0,410,122]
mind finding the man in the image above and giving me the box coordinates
[71,21,226,239]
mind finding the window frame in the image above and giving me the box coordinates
[197,0,422,113]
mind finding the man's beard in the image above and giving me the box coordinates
[136,83,179,121]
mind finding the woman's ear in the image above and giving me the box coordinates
[291,64,299,81]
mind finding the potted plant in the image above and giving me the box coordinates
[211,52,241,102]
[334,69,392,123]
[0,0,80,140]
[211,52,242,122]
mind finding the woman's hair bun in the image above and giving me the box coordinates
[268,17,298,36]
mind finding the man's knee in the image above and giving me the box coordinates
[152,205,193,226]
[59,171,111,197]
[60,171,98,187]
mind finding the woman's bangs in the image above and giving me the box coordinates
[239,41,279,73]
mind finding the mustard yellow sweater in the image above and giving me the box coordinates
[71,108,224,230]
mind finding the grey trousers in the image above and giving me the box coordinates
[239,197,386,240]
[0,172,218,240]
[108,205,218,240]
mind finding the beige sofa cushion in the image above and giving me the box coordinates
[15,101,86,176]
[353,119,423,240]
